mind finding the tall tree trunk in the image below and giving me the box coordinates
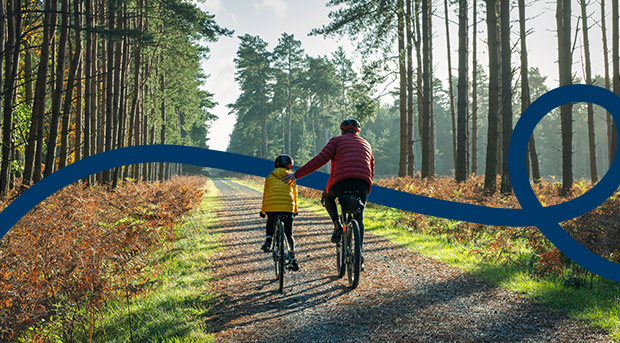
[429,5,435,176]
[1,0,21,194]
[60,2,84,168]
[159,73,166,180]
[471,0,478,175]
[0,0,5,103]
[456,0,468,182]
[44,0,69,177]
[612,0,619,162]
[500,0,513,193]
[484,0,500,193]
[113,14,130,186]
[23,0,58,186]
[557,0,573,195]
[601,0,613,168]
[444,0,457,172]
[83,0,93,167]
[407,0,415,176]
[580,0,598,183]
[415,0,423,162]
[398,0,408,177]
[518,0,541,182]
[103,3,115,182]
[421,0,432,178]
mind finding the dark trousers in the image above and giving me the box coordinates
[323,179,369,248]
[266,212,295,252]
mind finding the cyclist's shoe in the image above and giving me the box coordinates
[288,258,300,271]
[331,223,343,243]
[260,239,271,253]
[331,228,342,243]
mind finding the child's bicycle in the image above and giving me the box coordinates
[333,190,364,289]
[270,214,295,293]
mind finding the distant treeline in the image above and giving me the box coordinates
[228,0,619,196]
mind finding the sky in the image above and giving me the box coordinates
[196,0,611,151]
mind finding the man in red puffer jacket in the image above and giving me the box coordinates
[283,119,374,264]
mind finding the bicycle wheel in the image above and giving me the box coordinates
[336,214,346,278]
[276,219,285,293]
[336,235,345,278]
[346,219,361,289]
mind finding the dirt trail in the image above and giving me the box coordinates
[207,178,611,343]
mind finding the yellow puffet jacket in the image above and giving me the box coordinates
[261,167,298,215]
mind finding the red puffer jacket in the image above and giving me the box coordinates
[294,132,374,194]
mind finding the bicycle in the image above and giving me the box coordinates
[270,214,294,293]
[334,190,364,289]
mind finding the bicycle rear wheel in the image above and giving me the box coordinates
[336,237,345,278]
[346,219,361,289]
[276,219,285,293]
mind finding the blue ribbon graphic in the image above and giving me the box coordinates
[0,84,618,281]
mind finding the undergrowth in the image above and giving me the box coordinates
[0,176,206,342]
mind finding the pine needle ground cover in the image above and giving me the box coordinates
[239,175,620,340]
[0,176,206,342]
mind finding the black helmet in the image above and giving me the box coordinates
[340,118,361,133]
[275,154,293,169]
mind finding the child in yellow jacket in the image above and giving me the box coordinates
[260,154,299,270]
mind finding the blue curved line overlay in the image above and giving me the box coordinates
[0,84,618,282]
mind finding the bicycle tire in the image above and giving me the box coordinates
[272,222,279,278]
[346,219,361,289]
[277,219,285,293]
[336,236,345,278]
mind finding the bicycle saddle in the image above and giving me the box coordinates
[339,190,364,214]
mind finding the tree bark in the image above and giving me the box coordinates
[159,73,166,180]
[23,0,58,186]
[601,0,613,168]
[398,0,408,177]
[44,0,70,177]
[484,0,500,193]
[471,0,478,175]
[406,0,415,176]
[60,0,84,168]
[557,0,573,195]
[1,0,21,194]
[103,2,115,183]
[421,0,432,178]
[500,0,512,193]
[456,0,468,182]
[518,0,541,183]
[444,0,457,172]
[612,0,619,162]
[580,0,598,183]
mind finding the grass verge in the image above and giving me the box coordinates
[81,178,224,342]
[234,177,620,341]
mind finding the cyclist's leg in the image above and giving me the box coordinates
[283,213,295,254]
[324,187,344,242]
[262,213,276,252]
[283,213,299,270]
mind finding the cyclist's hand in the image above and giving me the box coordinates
[259,212,266,218]
[293,212,298,217]
[282,173,296,185]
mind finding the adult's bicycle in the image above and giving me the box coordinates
[334,190,364,289]
[270,214,294,293]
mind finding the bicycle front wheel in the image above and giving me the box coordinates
[346,219,361,289]
[276,220,285,293]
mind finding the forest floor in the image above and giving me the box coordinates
[206,178,612,343]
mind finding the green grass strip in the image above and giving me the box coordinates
[81,178,224,343]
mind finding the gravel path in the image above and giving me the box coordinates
[207,178,611,343]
